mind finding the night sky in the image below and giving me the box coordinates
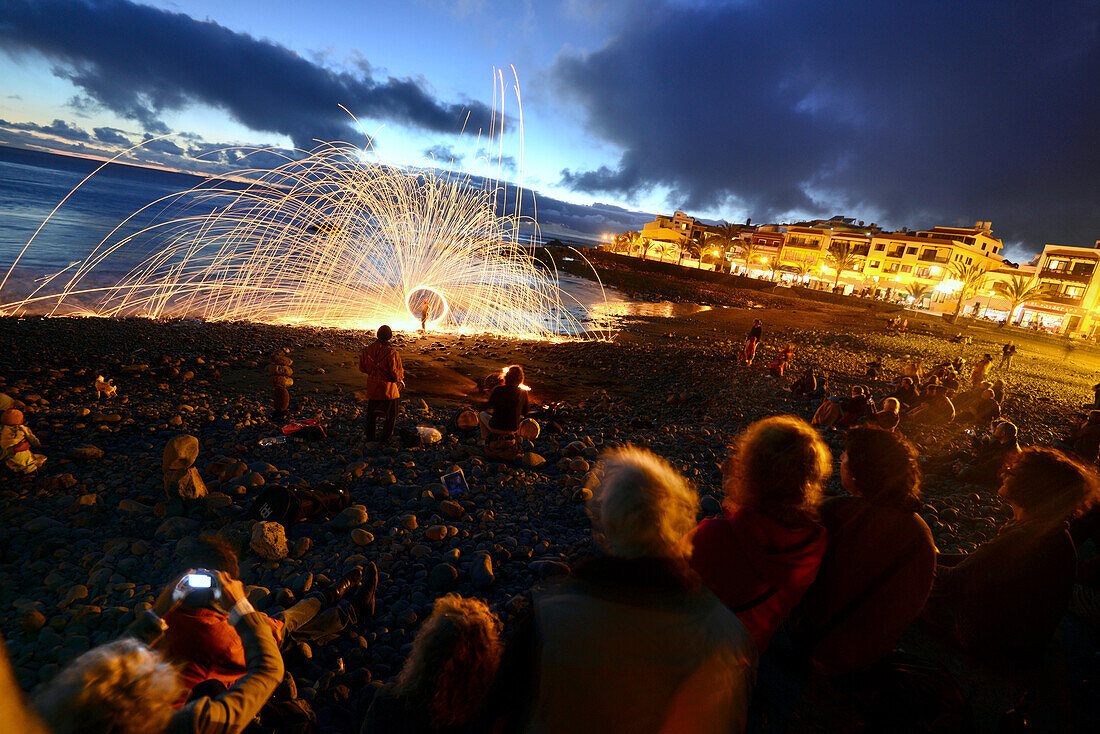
[1,0,1097,258]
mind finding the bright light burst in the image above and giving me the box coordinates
[0,141,603,339]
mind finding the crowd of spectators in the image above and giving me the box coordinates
[4,326,1100,733]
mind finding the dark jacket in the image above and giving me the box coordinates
[924,520,1077,666]
[495,556,756,734]
[487,385,528,432]
[794,497,936,674]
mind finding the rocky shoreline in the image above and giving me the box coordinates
[2,283,1098,728]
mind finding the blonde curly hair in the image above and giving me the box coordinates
[394,594,502,729]
[34,639,180,734]
[587,445,699,558]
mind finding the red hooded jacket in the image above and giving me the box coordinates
[689,506,826,653]
[161,606,284,699]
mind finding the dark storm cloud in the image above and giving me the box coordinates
[139,134,185,156]
[93,126,131,144]
[0,0,497,149]
[554,0,1100,256]
[0,117,90,141]
[424,144,465,164]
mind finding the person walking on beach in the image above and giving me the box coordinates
[748,318,763,343]
[742,336,759,367]
[359,325,404,443]
[998,342,1016,372]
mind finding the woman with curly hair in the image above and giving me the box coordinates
[793,426,936,674]
[923,447,1099,666]
[689,415,831,653]
[361,594,502,733]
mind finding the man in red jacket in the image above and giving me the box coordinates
[359,325,404,442]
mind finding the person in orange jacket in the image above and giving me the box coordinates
[359,325,405,442]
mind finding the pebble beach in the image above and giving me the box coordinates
[3,261,1099,729]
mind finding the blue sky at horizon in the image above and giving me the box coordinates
[1,0,1098,259]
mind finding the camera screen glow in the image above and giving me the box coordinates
[187,574,212,589]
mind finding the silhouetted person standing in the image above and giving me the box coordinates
[748,319,763,342]
[359,325,404,443]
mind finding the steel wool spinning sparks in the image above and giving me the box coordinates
[1,141,603,339]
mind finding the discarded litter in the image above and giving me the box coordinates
[259,436,288,446]
[417,425,443,444]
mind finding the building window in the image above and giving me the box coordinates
[885,263,900,273]
[874,243,886,251]
[905,247,918,256]
[869,261,880,269]
[916,267,931,278]
[901,265,913,273]
[1065,285,1085,298]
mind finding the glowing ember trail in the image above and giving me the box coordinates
[0,141,605,340]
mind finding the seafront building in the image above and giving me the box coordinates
[618,214,1100,337]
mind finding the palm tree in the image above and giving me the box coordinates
[677,236,703,268]
[640,237,660,260]
[767,259,784,281]
[736,239,760,272]
[950,261,990,319]
[712,221,740,271]
[794,261,814,282]
[614,231,639,253]
[993,275,1051,324]
[827,241,858,287]
[702,232,727,269]
[905,282,931,306]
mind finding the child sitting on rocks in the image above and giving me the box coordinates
[1,409,45,476]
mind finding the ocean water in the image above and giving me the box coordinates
[0,146,700,325]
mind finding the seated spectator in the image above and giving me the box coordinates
[889,377,920,409]
[991,378,1006,404]
[869,397,901,431]
[34,570,284,734]
[361,595,501,734]
[159,537,375,699]
[690,416,830,653]
[865,357,883,379]
[1066,410,1100,465]
[957,388,1000,425]
[909,380,955,425]
[791,368,817,398]
[479,365,531,440]
[923,448,1098,665]
[901,357,923,383]
[970,354,993,387]
[954,420,1020,487]
[497,446,757,733]
[810,395,843,428]
[836,386,875,428]
[767,344,795,378]
[793,427,935,674]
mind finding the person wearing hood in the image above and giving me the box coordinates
[689,415,831,653]
[359,325,405,443]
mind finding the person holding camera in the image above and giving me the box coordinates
[34,569,283,734]
[155,538,375,701]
